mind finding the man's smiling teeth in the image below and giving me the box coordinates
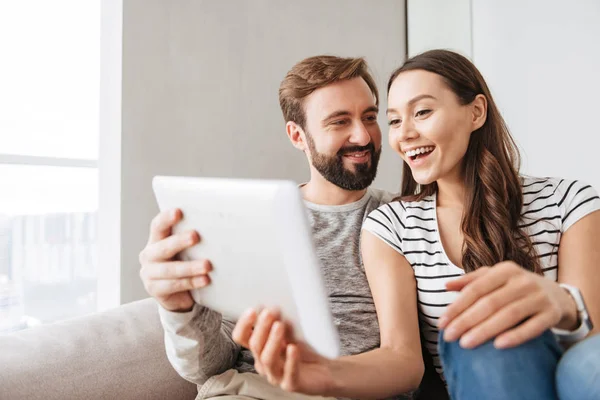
[405,146,434,158]
[347,151,368,157]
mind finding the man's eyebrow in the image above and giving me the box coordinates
[323,106,379,122]
[322,110,351,122]
[386,94,437,114]
[362,105,379,114]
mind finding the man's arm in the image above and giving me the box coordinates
[139,209,241,383]
[158,304,241,384]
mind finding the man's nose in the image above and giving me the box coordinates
[349,121,372,146]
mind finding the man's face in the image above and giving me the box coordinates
[302,78,382,191]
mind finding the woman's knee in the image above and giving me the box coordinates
[438,330,561,400]
[556,334,600,400]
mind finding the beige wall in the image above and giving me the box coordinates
[101,0,407,305]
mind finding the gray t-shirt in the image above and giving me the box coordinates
[305,188,395,357]
[158,188,406,399]
[230,188,395,372]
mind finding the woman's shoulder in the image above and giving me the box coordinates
[520,175,573,201]
[521,175,600,232]
[367,194,436,225]
[521,175,559,192]
[521,175,596,198]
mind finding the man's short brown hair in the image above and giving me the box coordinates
[278,56,379,129]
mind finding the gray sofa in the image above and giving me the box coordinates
[0,298,197,399]
[0,299,449,400]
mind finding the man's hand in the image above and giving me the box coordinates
[139,209,212,312]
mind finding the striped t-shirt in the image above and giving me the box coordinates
[362,176,600,380]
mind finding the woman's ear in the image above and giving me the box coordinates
[286,121,308,152]
[471,94,488,131]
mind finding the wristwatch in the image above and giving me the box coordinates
[552,283,594,343]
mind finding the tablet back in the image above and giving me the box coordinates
[152,176,340,358]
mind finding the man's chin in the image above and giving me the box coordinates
[335,171,377,191]
[343,159,371,171]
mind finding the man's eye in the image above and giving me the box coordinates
[364,115,377,122]
[415,109,431,117]
[388,119,401,126]
[331,120,347,126]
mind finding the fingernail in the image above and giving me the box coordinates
[196,276,208,286]
[494,337,509,349]
[459,335,474,348]
[444,327,457,342]
[438,316,448,328]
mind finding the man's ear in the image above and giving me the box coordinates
[471,94,488,131]
[286,121,308,151]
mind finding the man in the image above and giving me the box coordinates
[139,55,417,399]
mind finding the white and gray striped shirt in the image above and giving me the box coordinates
[362,176,600,380]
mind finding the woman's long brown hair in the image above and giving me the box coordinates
[389,50,541,274]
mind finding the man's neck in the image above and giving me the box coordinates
[301,179,368,206]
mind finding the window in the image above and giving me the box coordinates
[0,0,100,333]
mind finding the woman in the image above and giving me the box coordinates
[233,50,600,400]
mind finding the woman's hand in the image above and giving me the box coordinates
[232,308,336,395]
[438,261,578,349]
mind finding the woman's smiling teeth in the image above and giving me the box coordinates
[405,146,435,160]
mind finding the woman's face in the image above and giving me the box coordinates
[386,69,485,185]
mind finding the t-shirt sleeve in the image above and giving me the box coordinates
[362,202,404,255]
[554,179,600,233]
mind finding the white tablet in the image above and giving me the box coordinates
[152,176,340,359]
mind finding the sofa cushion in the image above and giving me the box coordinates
[0,297,197,400]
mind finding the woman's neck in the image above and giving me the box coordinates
[436,175,466,209]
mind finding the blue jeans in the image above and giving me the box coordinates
[439,331,600,400]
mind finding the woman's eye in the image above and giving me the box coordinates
[388,119,401,126]
[415,109,431,117]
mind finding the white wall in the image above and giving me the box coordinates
[407,0,600,191]
[472,0,600,190]
[101,0,407,305]
[98,0,122,310]
[407,0,472,57]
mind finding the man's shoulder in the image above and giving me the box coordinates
[367,187,398,207]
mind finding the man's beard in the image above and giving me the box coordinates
[306,132,381,191]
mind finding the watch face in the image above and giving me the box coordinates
[580,293,593,329]
[585,317,594,331]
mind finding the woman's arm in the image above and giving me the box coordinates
[232,229,424,399]
[556,209,600,335]
[325,230,424,398]
[439,210,600,349]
